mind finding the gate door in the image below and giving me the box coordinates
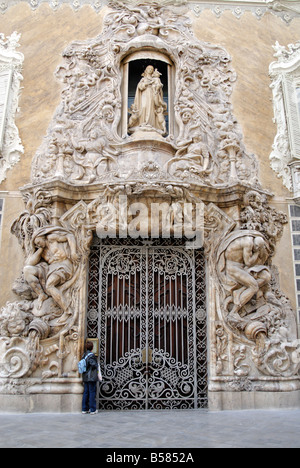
[87,238,207,410]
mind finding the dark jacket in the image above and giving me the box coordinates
[82,352,98,383]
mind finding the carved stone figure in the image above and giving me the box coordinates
[218,231,271,322]
[72,129,119,183]
[24,226,79,319]
[240,191,288,253]
[167,134,212,179]
[128,65,167,135]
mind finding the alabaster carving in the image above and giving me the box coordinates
[218,231,272,324]
[0,2,299,403]
[0,32,24,184]
[31,0,259,191]
[167,135,212,182]
[24,226,79,319]
[214,191,300,379]
[128,65,167,136]
[240,190,288,253]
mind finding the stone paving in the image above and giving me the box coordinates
[0,408,299,448]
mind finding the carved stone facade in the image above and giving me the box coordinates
[0,0,299,412]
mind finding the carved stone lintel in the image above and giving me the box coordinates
[269,41,300,195]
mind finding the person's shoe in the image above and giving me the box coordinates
[90,410,98,415]
[82,411,89,414]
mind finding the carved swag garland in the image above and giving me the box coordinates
[0,1,299,392]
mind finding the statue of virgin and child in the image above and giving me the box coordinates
[128,65,167,136]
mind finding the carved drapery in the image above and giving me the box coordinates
[0,1,299,400]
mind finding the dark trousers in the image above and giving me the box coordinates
[82,382,97,413]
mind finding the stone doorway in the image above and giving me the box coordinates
[86,237,208,410]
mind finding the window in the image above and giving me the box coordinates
[0,69,13,150]
[0,32,24,183]
[269,42,300,195]
[271,44,300,331]
[282,75,300,161]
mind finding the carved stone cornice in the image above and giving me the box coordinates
[1,0,300,23]
[21,178,272,209]
[269,41,300,195]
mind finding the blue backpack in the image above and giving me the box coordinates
[78,352,93,374]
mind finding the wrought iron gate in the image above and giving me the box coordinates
[86,237,207,410]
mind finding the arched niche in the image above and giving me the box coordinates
[120,50,176,139]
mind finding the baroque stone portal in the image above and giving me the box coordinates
[0,0,299,409]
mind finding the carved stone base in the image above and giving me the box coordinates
[0,377,83,413]
[209,388,300,411]
[0,393,83,413]
[112,138,176,180]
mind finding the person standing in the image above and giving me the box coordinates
[81,341,98,415]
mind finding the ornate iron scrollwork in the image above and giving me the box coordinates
[87,237,208,410]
